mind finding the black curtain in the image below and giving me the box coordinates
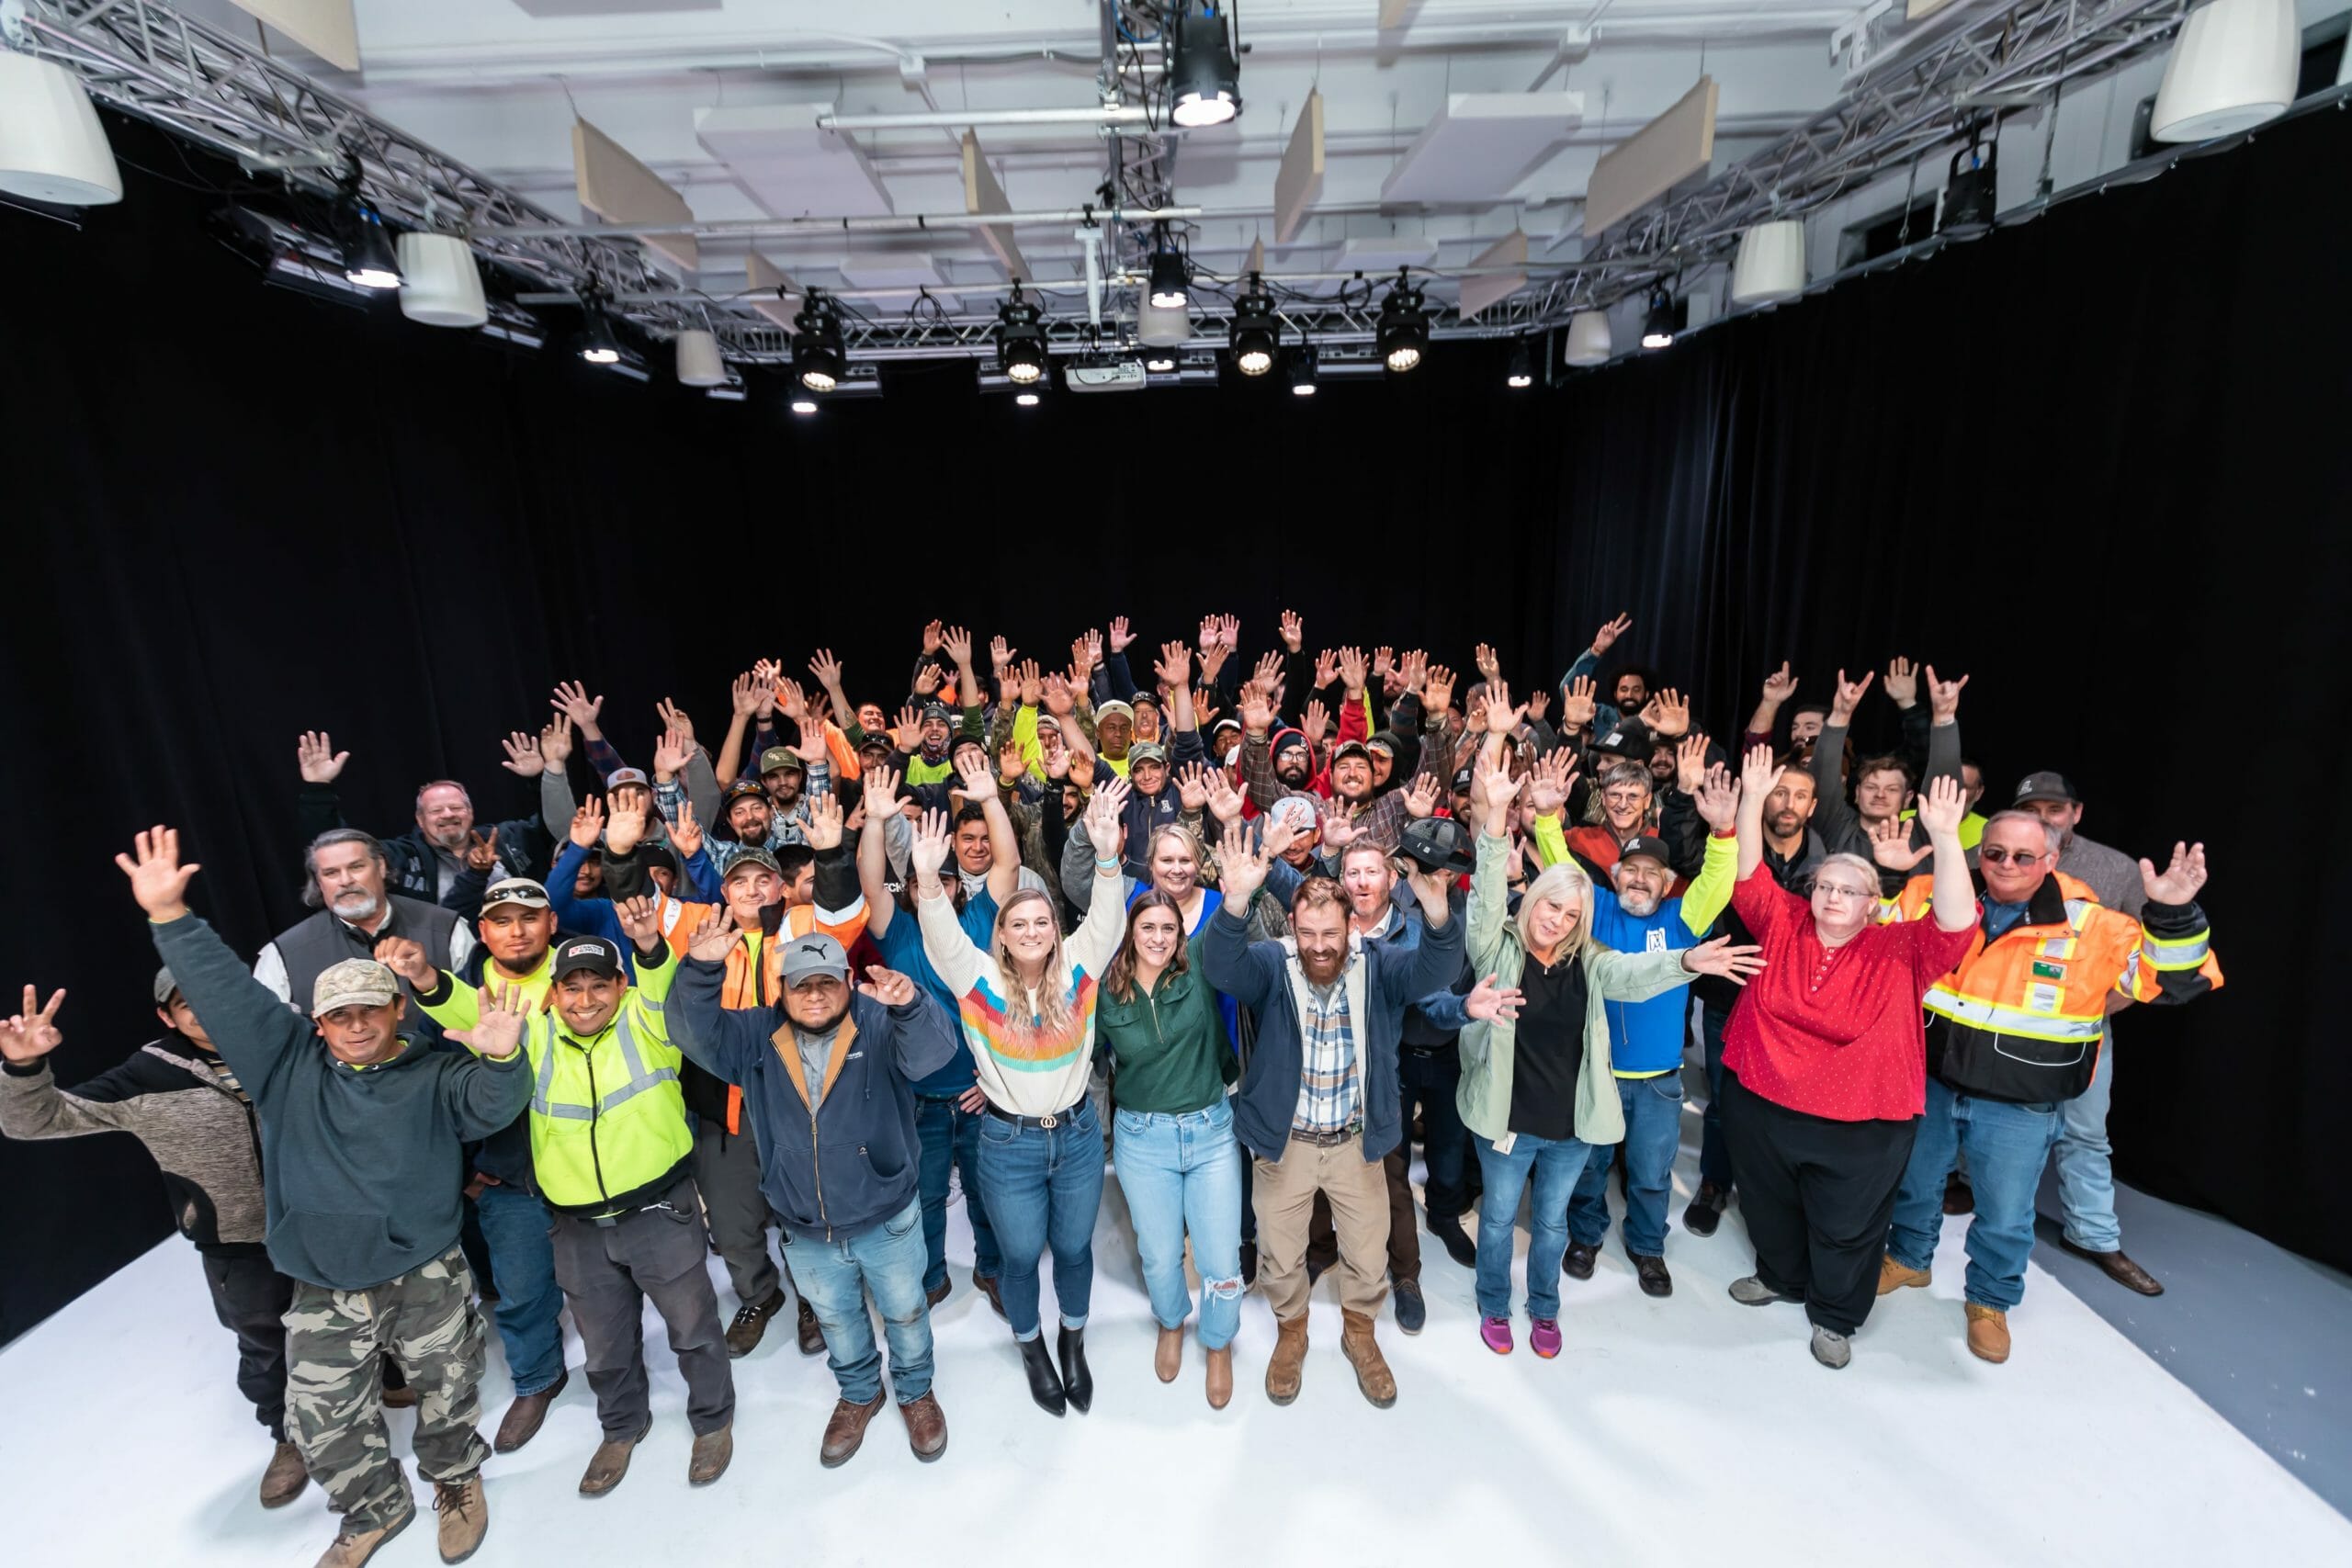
[3,107,2344,1341]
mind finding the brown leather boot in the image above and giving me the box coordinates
[688,1423,733,1485]
[432,1473,487,1564]
[820,1393,887,1468]
[1876,1256,1931,1296]
[796,1297,826,1356]
[1204,1345,1234,1410]
[494,1368,568,1453]
[260,1439,309,1508]
[1965,1303,2011,1364]
[310,1507,412,1568]
[1154,1325,1183,1383]
[975,1272,1008,1320]
[899,1393,948,1462]
[725,1289,789,1358]
[1264,1314,1308,1406]
[577,1419,649,1497]
[1340,1309,1397,1408]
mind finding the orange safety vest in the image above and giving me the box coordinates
[1884,870,2221,1103]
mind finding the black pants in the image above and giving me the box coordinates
[201,1248,293,1440]
[549,1179,737,1439]
[1720,1070,1917,1336]
[1398,1045,1470,1222]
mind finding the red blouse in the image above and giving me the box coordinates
[1721,868,1977,1122]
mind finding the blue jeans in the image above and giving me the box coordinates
[1112,1100,1244,1350]
[1473,1131,1595,1321]
[1886,1078,2064,1311]
[472,1180,565,1396]
[915,1093,1001,1293]
[974,1097,1105,1341]
[783,1196,933,1405]
[1567,1074,1684,1256]
[1696,999,1735,1190]
[2052,1021,2120,1251]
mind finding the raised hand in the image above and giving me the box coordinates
[1040,674,1076,718]
[671,797,704,860]
[569,797,605,850]
[951,747,997,802]
[752,659,782,719]
[1069,634,1097,681]
[1868,813,1934,872]
[1252,649,1284,691]
[539,715,575,768]
[1155,640,1192,690]
[1204,769,1245,824]
[921,620,944,657]
[1423,664,1456,716]
[1883,656,1919,708]
[988,637,1013,675]
[1828,667,1875,727]
[909,808,953,884]
[1215,615,1239,651]
[1560,674,1597,730]
[1198,613,1220,652]
[1740,742,1780,799]
[373,935,436,989]
[115,826,200,921]
[686,908,741,963]
[1338,647,1368,697]
[792,716,829,765]
[297,730,348,785]
[1018,659,1043,708]
[1317,805,1356,852]
[865,766,904,818]
[940,625,974,669]
[808,647,846,694]
[1462,974,1525,1024]
[998,732,1027,785]
[652,727,692,783]
[1674,734,1710,795]
[1475,756,1518,822]
[1216,822,1268,903]
[1193,689,1222,731]
[1313,649,1340,691]
[0,985,67,1066]
[1108,615,1136,654]
[551,680,605,736]
[769,678,806,723]
[1925,664,1970,723]
[1645,688,1690,738]
[464,828,501,874]
[1302,698,1330,748]
[1915,774,1967,838]
[859,966,917,1008]
[454,983,530,1060]
[911,663,944,697]
[1681,936,1768,985]
[1590,613,1633,656]
[1279,609,1304,653]
[614,895,663,950]
[654,696,695,745]
[1238,682,1275,735]
[804,792,845,852]
[891,705,924,752]
[1474,642,1500,682]
[605,795,648,857]
[1484,676,1528,736]
[1760,661,1800,705]
[1526,749,1577,815]
[2140,841,2210,905]
[1695,763,1740,831]
[1175,762,1213,812]
[1525,686,1550,721]
[1404,773,1442,820]
[498,730,545,778]
[1082,776,1132,846]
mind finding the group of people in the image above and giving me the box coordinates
[1,613,2221,1568]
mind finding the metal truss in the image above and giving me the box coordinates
[1528,0,2193,322]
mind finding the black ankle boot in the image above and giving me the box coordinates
[1019,1336,1067,1417]
[1057,1325,1094,1414]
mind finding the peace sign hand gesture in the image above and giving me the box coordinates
[0,985,66,1065]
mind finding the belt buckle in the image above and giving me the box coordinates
[1039,1112,1059,1129]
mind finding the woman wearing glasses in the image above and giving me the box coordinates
[1718,745,1978,1370]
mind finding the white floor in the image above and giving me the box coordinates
[4,1123,2346,1568]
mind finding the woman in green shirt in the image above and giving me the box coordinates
[1099,889,1242,1409]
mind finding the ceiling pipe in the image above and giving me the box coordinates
[470,205,1203,241]
[817,105,1150,130]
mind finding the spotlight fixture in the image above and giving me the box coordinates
[1144,352,1178,372]
[1640,288,1683,350]
[791,398,819,415]
[1505,340,1533,389]
[792,289,846,392]
[1288,340,1318,396]
[0,51,124,205]
[334,169,401,290]
[1148,234,1190,310]
[1016,391,1041,406]
[997,284,1048,385]
[1375,273,1430,374]
[576,286,622,365]
[1228,275,1279,377]
[1938,135,1997,239]
[1167,1,1242,129]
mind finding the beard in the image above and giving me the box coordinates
[1275,757,1310,785]
[792,998,852,1036]
[1616,890,1661,919]
[1768,811,1804,839]
[1298,948,1348,987]
[329,890,383,924]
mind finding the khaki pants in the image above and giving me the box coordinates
[1253,1134,1393,1322]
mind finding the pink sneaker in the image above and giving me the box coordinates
[1530,1318,1563,1359]
[1479,1315,1514,1355]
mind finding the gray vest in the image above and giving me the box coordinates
[274,895,459,1014]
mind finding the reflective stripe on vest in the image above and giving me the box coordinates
[1922,986,2103,1043]
[528,1013,677,1119]
[2140,928,2211,971]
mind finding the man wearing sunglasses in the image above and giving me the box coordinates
[1872,808,2222,1364]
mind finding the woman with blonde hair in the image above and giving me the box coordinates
[1456,720,1761,1359]
[915,780,1132,1416]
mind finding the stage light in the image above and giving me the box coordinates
[1229,276,1279,377]
[1144,353,1178,372]
[0,51,123,205]
[1375,274,1429,373]
[1938,137,1997,238]
[674,328,726,387]
[791,398,819,414]
[1640,288,1683,350]
[395,231,487,328]
[998,285,1048,385]
[1564,310,1612,367]
[2152,0,2300,142]
[1505,340,1533,389]
[1288,342,1318,396]
[576,288,622,365]
[1168,2,1241,129]
[335,176,401,290]
[792,290,846,392]
[1730,220,1806,305]
[1138,296,1192,348]
[1016,391,1041,406]
[1148,246,1190,310]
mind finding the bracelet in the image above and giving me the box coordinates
[1094,856,1121,870]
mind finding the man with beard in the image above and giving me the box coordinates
[1320,734,1444,858]
[1204,824,1465,1410]
[294,731,546,912]
[1557,761,1658,880]
[254,829,475,1013]
[1807,663,1965,887]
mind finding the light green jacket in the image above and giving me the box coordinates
[1455,830,1701,1146]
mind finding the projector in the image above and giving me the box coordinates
[1064,357,1149,393]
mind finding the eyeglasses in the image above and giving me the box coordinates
[1811,883,1874,901]
[1977,846,2048,866]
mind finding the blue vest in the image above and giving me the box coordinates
[1589,890,1698,1075]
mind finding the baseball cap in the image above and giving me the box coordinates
[722,778,766,806]
[759,746,806,775]
[920,701,953,724]
[1332,739,1372,764]
[1210,717,1241,740]
[1618,835,1674,870]
[153,966,181,1007]
[481,876,550,912]
[1266,793,1322,841]
[606,766,650,791]
[1365,738,1395,760]
[778,932,851,987]
[311,958,400,1018]
[723,848,783,885]
[2014,771,2080,806]
[1095,700,1135,726]
[1589,717,1656,760]
[1452,764,1476,793]
[1397,816,1476,874]
[1128,741,1169,766]
[640,843,679,877]
[550,936,626,983]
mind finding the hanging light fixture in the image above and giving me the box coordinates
[997,284,1048,385]
[1938,131,1998,238]
[2151,0,2301,142]
[1505,340,1533,389]
[1168,1,1242,129]
[395,231,487,327]
[1137,295,1192,349]
[1640,288,1683,350]
[1228,275,1279,377]
[334,165,401,290]
[576,284,622,365]
[1288,339,1318,396]
[1375,273,1430,373]
[1564,310,1612,367]
[791,397,819,415]
[674,328,726,388]
[0,51,123,205]
[1016,391,1042,406]
[1729,220,1807,305]
[1148,225,1191,309]
[792,290,846,392]
[1144,351,1179,372]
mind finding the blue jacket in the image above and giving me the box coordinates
[1588,891,1705,1075]
[1199,893,1464,1163]
[669,961,957,1239]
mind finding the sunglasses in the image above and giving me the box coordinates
[1977,846,2048,866]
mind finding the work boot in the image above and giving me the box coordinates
[1427,1214,1477,1269]
[311,1506,412,1568]
[1019,1336,1067,1417]
[2058,1240,2165,1296]
[1942,1172,1975,1215]
[1682,1181,1727,1238]
[1392,1278,1427,1335]
[1204,1345,1234,1410]
[820,1393,885,1469]
[1265,1314,1308,1405]
[1965,1303,2011,1364]
[975,1272,1008,1319]
[1239,1241,1259,1289]
[1340,1309,1397,1409]
[795,1297,825,1356]
[493,1368,567,1453]
[1632,1253,1673,1298]
[260,1439,310,1508]
[725,1288,789,1358]
[1057,1325,1094,1414]
[432,1474,487,1564]
[926,1276,952,1307]
[1155,1325,1184,1382]
[1877,1256,1931,1296]
[1561,1240,1597,1280]
[688,1424,733,1486]
[577,1419,649,1497]
[900,1393,949,1462]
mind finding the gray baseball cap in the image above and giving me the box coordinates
[778,932,850,987]
[153,966,180,1007]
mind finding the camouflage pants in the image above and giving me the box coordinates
[283,1246,490,1531]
